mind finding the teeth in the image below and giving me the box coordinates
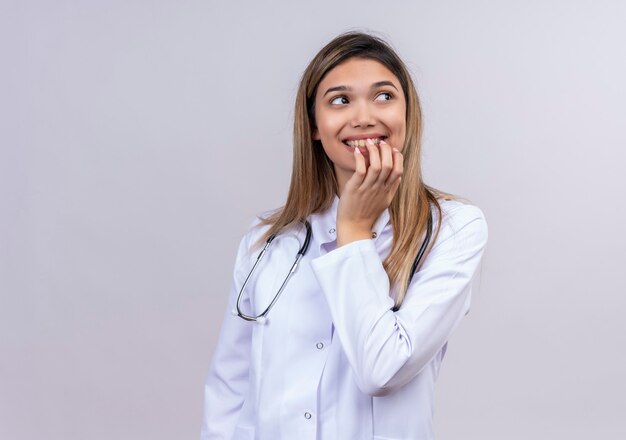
[345,138,383,148]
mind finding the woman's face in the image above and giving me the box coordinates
[312,57,406,188]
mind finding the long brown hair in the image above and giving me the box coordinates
[260,31,444,307]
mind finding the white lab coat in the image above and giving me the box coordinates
[201,197,488,440]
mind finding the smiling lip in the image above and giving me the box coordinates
[342,134,388,148]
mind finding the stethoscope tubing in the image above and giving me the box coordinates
[408,210,434,288]
[235,210,433,323]
[235,221,312,322]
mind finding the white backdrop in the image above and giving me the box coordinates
[1,1,625,439]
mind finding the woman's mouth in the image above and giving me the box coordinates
[342,137,387,148]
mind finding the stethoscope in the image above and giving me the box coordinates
[234,210,433,324]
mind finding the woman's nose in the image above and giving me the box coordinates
[350,102,376,128]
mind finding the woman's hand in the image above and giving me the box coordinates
[336,139,403,247]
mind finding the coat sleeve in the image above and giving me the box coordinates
[310,203,488,397]
[200,227,257,439]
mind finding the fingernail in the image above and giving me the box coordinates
[355,148,361,154]
[393,147,399,152]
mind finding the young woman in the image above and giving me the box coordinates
[201,32,488,440]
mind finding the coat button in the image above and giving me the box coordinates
[329,227,336,234]
[304,412,312,420]
[371,232,378,239]
[316,342,324,350]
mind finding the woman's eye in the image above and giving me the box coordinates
[375,92,393,101]
[330,96,349,105]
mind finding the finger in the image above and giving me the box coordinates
[387,176,402,200]
[362,139,382,188]
[386,147,404,187]
[346,146,367,188]
[377,140,394,184]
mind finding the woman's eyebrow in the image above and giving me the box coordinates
[323,85,350,97]
[323,81,399,97]
[372,80,399,91]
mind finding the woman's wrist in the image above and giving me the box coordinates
[336,223,374,247]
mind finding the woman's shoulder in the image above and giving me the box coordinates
[435,198,488,245]
[438,198,485,223]
[238,206,285,249]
